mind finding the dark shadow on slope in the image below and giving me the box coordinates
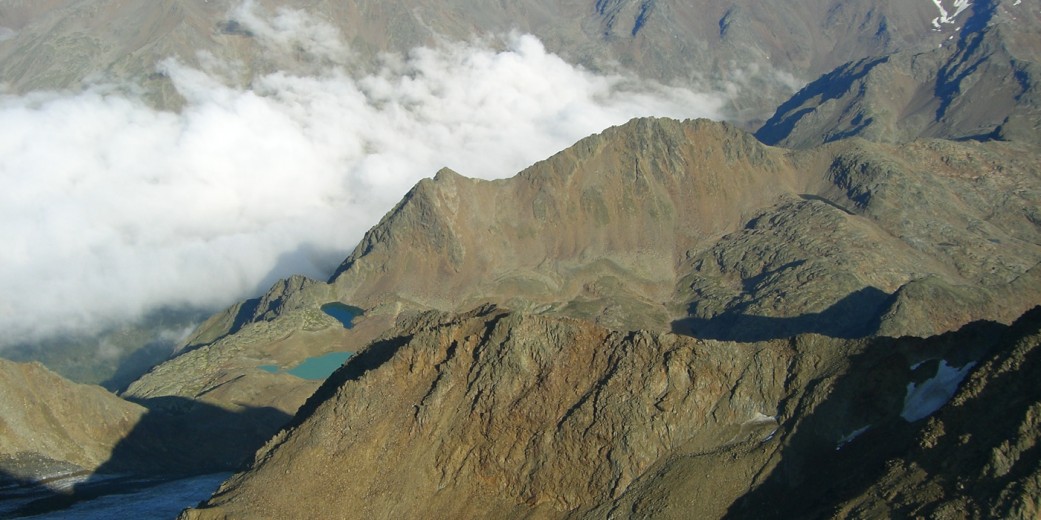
[672,286,892,341]
[0,455,90,519]
[903,303,1041,515]
[722,313,1023,519]
[934,2,999,121]
[104,397,292,475]
[754,56,889,146]
[2,397,290,518]
[879,306,1041,518]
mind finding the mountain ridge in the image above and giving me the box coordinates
[3,2,1041,516]
[124,116,1041,455]
[180,305,1041,519]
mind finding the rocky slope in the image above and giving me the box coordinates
[0,359,144,485]
[0,0,973,122]
[0,356,290,511]
[180,305,1041,519]
[3,2,1041,517]
[131,116,1041,427]
[756,0,1041,147]
[3,0,1023,390]
[321,117,1041,337]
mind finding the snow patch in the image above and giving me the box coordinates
[930,0,973,30]
[762,428,778,443]
[748,412,778,442]
[749,412,776,424]
[901,359,976,422]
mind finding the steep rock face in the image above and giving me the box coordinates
[182,306,803,518]
[756,0,1041,147]
[331,118,800,330]
[331,118,1041,338]
[724,307,1041,519]
[861,309,1041,519]
[0,359,144,483]
[182,306,1041,519]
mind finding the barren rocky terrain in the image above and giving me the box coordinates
[181,306,1041,519]
[2,1,1040,518]
[0,0,979,122]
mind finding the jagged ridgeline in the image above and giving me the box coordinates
[127,117,1041,458]
[116,115,1038,518]
[4,1,1041,517]
[180,305,1041,519]
[187,117,1041,342]
[3,114,1039,516]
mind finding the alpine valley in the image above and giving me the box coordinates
[1,1,1040,519]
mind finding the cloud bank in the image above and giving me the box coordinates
[0,4,725,347]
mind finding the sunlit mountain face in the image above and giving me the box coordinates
[0,0,1016,373]
[1,1,1040,519]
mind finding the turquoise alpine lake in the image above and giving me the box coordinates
[256,303,359,379]
[321,302,362,329]
[258,352,353,380]
[286,352,353,379]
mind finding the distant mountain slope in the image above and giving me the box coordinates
[179,305,1041,519]
[0,358,290,491]
[0,0,971,122]
[756,0,1041,146]
[0,359,143,484]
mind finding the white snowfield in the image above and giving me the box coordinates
[931,0,973,29]
[901,360,976,422]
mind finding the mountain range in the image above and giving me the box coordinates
[0,0,1000,123]
[2,0,1040,518]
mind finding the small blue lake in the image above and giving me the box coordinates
[259,351,353,380]
[257,303,360,380]
[321,302,362,329]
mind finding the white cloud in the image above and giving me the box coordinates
[227,0,350,66]
[0,5,726,348]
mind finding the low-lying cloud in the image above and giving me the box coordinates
[0,4,725,347]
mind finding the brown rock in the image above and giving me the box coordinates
[181,306,1041,519]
